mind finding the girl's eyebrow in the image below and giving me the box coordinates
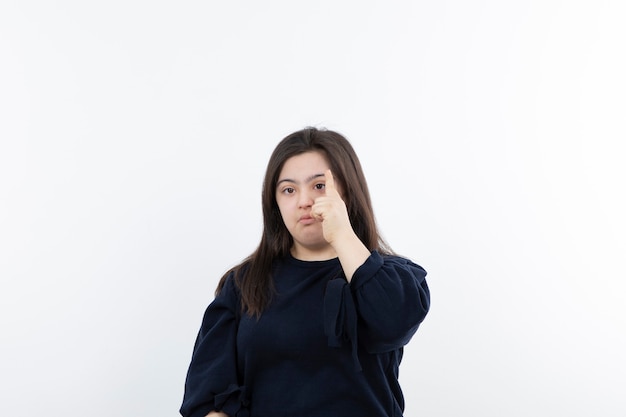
[276,173,325,187]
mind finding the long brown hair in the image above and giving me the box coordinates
[215,127,393,317]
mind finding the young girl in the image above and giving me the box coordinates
[180,127,430,417]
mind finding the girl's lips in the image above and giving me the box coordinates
[299,215,315,224]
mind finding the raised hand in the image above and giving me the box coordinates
[311,169,371,281]
[311,169,353,245]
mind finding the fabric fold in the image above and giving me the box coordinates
[324,278,362,371]
[214,384,249,417]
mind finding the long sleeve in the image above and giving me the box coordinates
[180,275,248,417]
[324,251,430,361]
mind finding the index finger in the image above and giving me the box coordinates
[325,169,339,195]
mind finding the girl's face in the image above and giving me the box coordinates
[275,151,338,260]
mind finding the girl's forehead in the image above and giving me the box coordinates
[279,151,329,177]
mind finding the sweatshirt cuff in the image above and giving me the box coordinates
[215,384,249,417]
[349,251,384,290]
[187,384,249,417]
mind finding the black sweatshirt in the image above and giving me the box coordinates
[180,251,430,417]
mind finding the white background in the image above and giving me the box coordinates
[1,1,625,416]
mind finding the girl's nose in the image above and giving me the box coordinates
[298,190,314,208]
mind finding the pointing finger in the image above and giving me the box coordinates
[325,169,339,196]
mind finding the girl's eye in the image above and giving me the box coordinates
[283,187,295,194]
[314,183,325,191]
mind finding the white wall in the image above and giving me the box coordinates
[1,1,624,416]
